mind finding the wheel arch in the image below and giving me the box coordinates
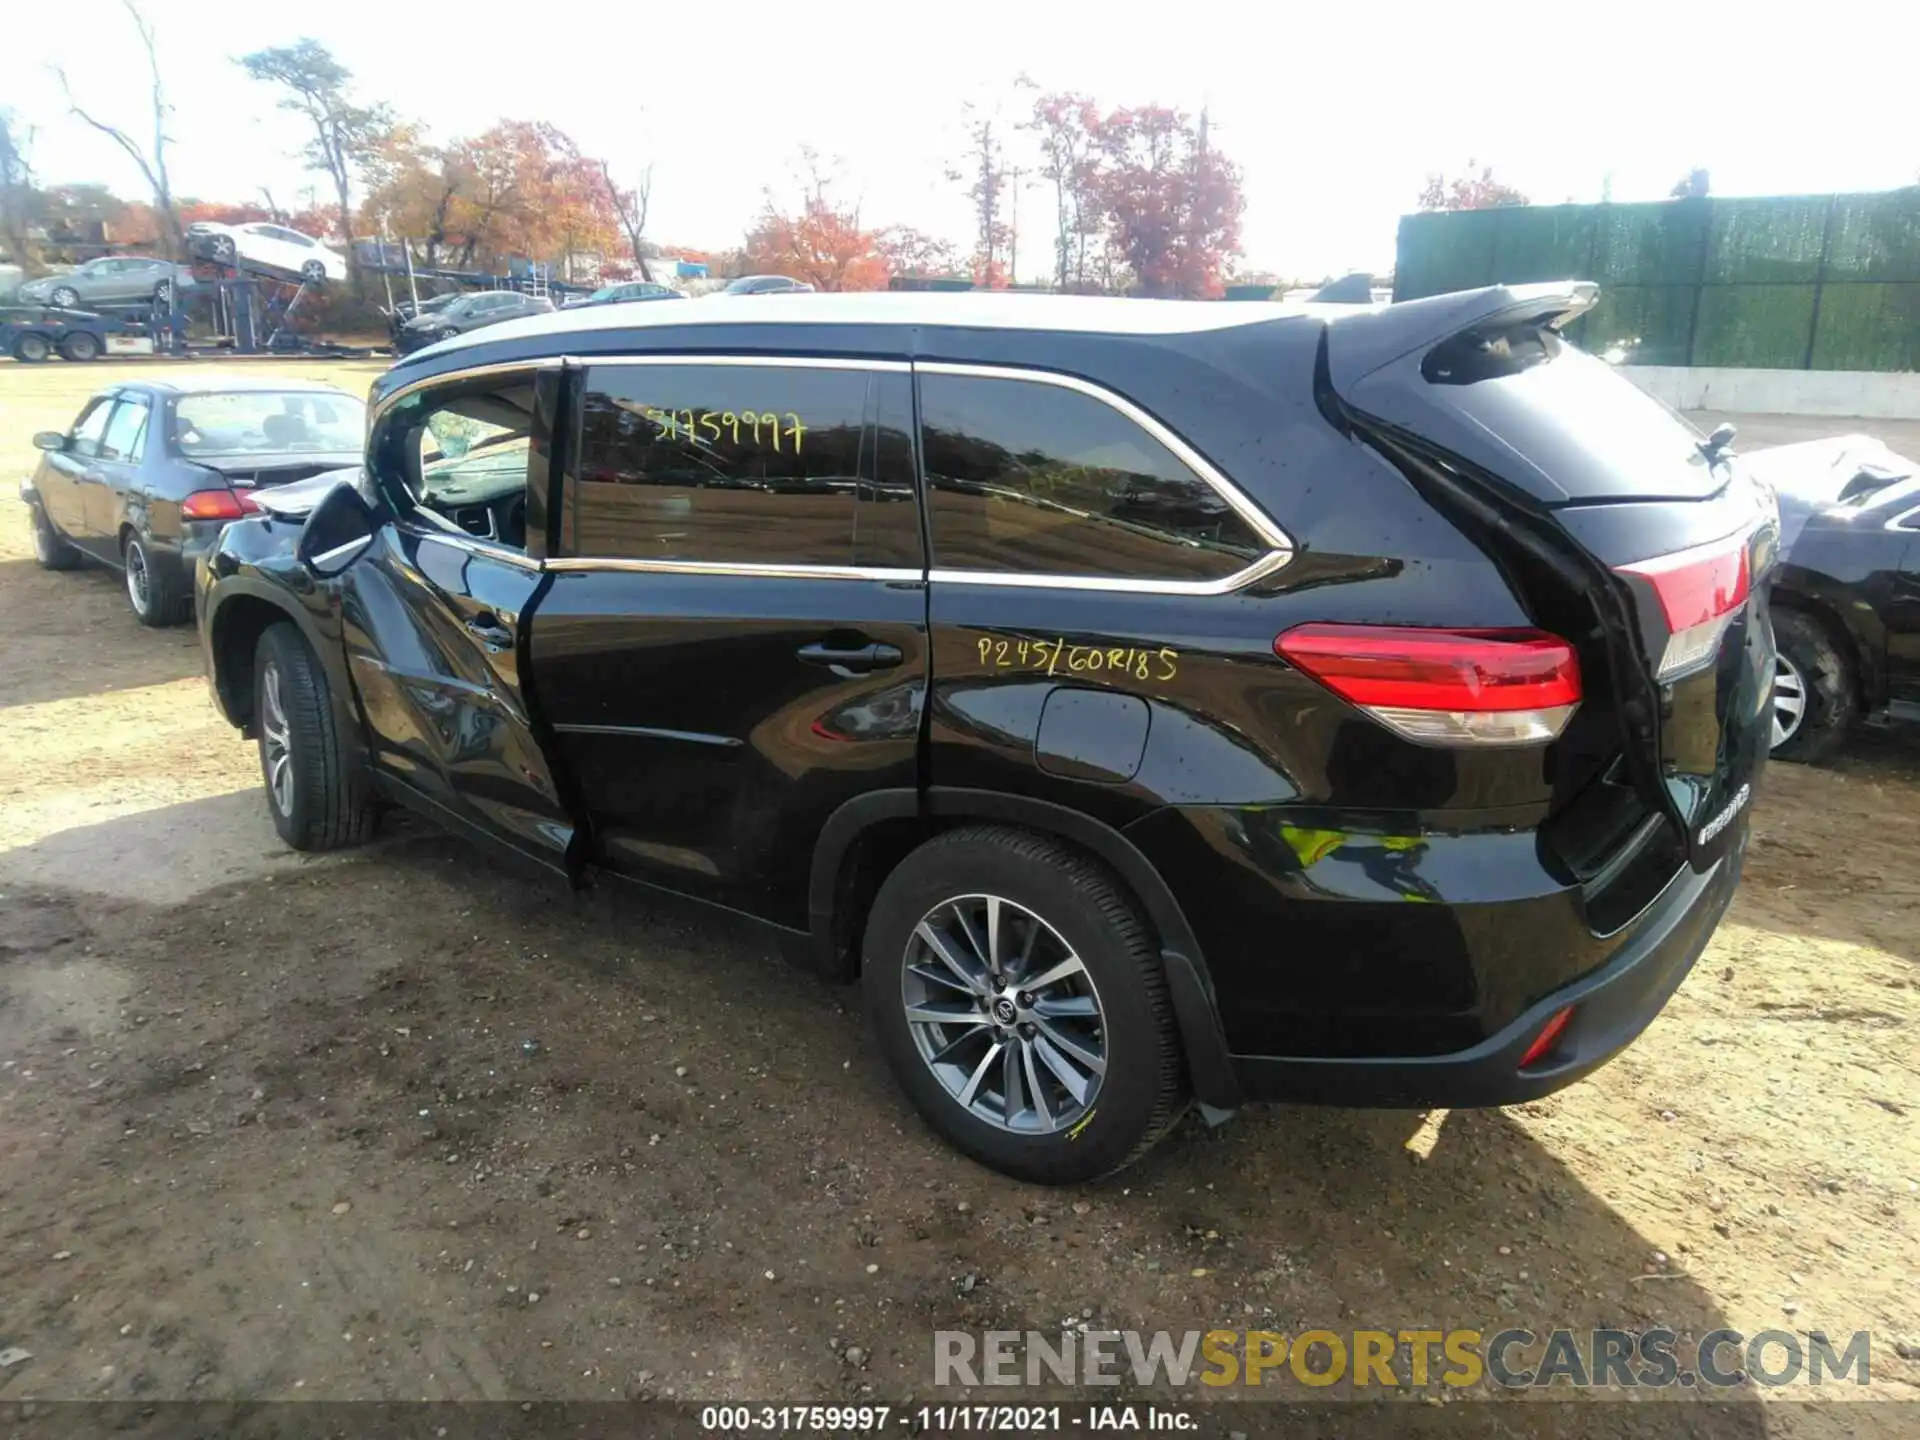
[1772,587,1880,711]
[809,787,1242,1109]
[206,581,340,737]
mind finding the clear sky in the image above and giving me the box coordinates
[5,0,1917,281]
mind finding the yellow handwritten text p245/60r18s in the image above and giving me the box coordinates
[976,635,1179,682]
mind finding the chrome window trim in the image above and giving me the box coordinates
[1884,500,1920,533]
[403,522,544,572]
[567,353,911,374]
[927,547,1296,596]
[547,556,922,584]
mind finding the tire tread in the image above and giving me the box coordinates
[257,623,376,850]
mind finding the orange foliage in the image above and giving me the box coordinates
[743,196,889,292]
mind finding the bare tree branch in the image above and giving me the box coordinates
[51,1,181,254]
[598,158,653,281]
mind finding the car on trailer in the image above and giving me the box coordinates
[194,286,1776,1183]
[21,376,365,625]
[14,255,196,310]
[186,222,348,284]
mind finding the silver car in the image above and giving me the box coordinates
[15,255,194,311]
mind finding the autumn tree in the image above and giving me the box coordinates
[1085,104,1243,298]
[54,0,181,255]
[0,111,39,273]
[239,39,394,248]
[359,126,468,264]
[1023,90,1104,289]
[1670,167,1711,199]
[949,107,1012,287]
[744,157,888,292]
[597,159,655,281]
[1417,161,1529,211]
[879,225,961,278]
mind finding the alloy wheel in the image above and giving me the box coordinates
[1772,655,1807,749]
[124,542,150,614]
[901,893,1107,1135]
[260,662,295,817]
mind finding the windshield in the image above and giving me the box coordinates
[174,391,365,458]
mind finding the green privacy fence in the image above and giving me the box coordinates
[1394,191,1920,370]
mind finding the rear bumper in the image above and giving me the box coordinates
[1228,834,1742,1107]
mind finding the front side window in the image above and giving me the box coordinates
[569,362,900,569]
[918,372,1264,583]
[373,375,538,552]
[100,397,149,463]
[69,397,115,457]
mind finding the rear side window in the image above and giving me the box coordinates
[570,362,918,569]
[918,372,1264,582]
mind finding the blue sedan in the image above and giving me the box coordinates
[21,376,365,625]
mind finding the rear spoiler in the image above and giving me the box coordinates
[1324,281,1599,393]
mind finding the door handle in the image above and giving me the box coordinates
[797,640,904,676]
[465,613,514,650]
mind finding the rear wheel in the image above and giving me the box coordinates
[122,531,190,627]
[59,330,103,362]
[1771,608,1854,763]
[12,332,52,363]
[30,503,81,571]
[862,826,1186,1184]
[254,622,376,851]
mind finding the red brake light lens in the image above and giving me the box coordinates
[1275,624,1582,747]
[1616,536,1750,631]
[180,488,258,521]
[1616,534,1752,681]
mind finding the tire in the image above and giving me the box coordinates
[301,260,327,284]
[121,530,191,627]
[211,235,236,263]
[59,331,103,362]
[253,622,377,852]
[12,331,52,363]
[862,825,1187,1184]
[30,503,82,571]
[1771,607,1855,763]
[49,285,80,309]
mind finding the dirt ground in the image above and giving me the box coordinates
[0,361,1915,1432]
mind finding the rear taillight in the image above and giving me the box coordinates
[1275,624,1582,747]
[1615,533,1751,681]
[180,488,259,521]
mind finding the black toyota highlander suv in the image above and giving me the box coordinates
[194,287,1777,1183]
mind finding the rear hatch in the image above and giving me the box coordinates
[1323,283,1779,884]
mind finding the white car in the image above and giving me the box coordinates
[185,222,348,284]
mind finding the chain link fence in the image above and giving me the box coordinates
[1394,192,1920,369]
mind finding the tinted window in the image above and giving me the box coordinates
[918,373,1264,581]
[864,372,923,568]
[572,363,881,568]
[100,397,149,462]
[69,397,115,458]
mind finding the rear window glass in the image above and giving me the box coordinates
[175,391,365,458]
[1419,334,1722,502]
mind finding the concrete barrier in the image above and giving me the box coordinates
[1621,366,1920,420]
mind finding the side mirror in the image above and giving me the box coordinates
[295,480,380,578]
[32,431,67,452]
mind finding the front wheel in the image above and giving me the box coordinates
[300,259,327,284]
[48,285,80,309]
[862,826,1187,1184]
[1771,608,1855,763]
[254,622,376,851]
